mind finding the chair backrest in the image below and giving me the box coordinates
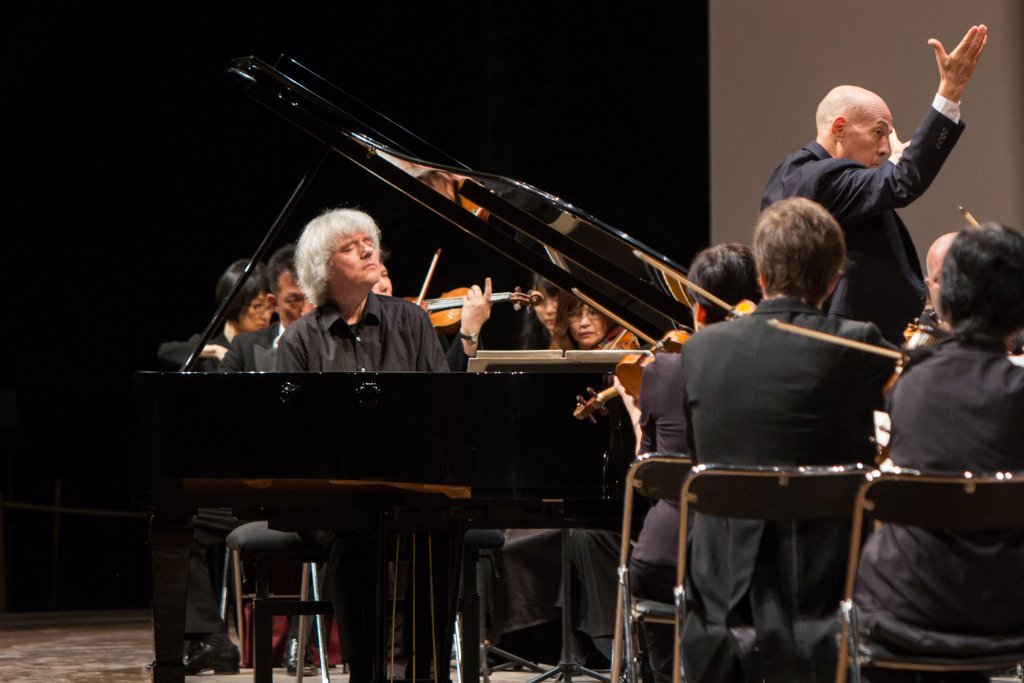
[672,464,872,683]
[861,472,1024,530]
[836,471,1024,683]
[681,463,871,521]
[631,452,692,501]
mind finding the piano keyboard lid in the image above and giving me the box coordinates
[216,55,694,354]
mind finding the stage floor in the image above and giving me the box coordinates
[0,609,1019,682]
[0,609,553,683]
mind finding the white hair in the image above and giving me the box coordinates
[295,208,382,307]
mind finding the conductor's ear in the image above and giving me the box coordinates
[830,116,848,139]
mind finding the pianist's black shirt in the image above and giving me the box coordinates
[276,293,449,372]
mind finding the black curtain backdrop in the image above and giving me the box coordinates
[1,3,708,610]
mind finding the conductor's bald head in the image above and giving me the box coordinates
[815,85,894,169]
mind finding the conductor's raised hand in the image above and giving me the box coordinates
[930,24,988,103]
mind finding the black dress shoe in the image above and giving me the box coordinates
[285,636,315,675]
[183,633,241,675]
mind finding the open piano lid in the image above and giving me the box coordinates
[226,54,694,344]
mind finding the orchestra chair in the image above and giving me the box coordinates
[226,520,333,683]
[672,463,870,683]
[610,453,692,683]
[836,471,1024,683]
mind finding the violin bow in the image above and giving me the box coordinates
[570,289,659,346]
[766,319,902,359]
[958,206,981,228]
[631,250,747,318]
[415,249,442,307]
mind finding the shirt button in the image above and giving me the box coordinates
[360,367,366,372]
[355,336,361,342]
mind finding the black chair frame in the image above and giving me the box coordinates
[837,471,1024,683]
[672,463,870,683]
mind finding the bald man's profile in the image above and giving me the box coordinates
[762,25,987,344]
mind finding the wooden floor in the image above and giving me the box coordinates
[0,609,549,683]
[0,610,1019,682]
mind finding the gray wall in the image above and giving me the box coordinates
[709,1,1023,263]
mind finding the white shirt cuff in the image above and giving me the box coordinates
[932,93,961,124]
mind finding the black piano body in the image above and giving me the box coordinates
[140,54,696,682]
[138,370,629,683]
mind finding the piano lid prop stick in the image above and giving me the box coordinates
[958,206,981,228]
[767,319,902,359]
[571,288,658,346]
[415,249,442,307]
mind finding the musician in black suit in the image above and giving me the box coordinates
[762,24,987,344]
[161,259,270,675]
[616,243,760,683]
[679,198,895,682]
[220,244,311,372]
[853,224,1024,678]
[157,259,271,371]
[277,207,450,683]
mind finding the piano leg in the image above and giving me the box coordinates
[370,521,465,683]
[148,510,195,683]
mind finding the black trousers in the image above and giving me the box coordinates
[185,508,241,636]
[628,558,675,683]
[321,529,456,682]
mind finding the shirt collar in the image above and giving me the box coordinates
[317,293,382,334]
[805,141,831,160]
[753,297,823,316]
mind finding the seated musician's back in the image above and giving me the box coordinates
[854,223,1024,668]
[679,197,896,682]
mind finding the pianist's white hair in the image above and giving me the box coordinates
[295,208,382,307]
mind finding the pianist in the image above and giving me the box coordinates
[277,208,449,373]
[277,207,450,683]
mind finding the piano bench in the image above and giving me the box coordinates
[226,521,333,683]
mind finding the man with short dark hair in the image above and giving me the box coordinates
[679,197,896,681]
[762,25,987,344]
[219,244,312,372]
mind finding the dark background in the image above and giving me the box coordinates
[0,3,708,611]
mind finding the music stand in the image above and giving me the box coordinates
[526,529,610,683]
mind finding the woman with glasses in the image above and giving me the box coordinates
[157,258,271,371]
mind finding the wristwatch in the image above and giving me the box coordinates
[458,329,479,343]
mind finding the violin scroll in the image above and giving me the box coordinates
[573,386,617,423]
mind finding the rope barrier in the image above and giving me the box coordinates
[0,499,149,519]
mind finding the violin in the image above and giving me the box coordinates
[599,327,641,351]
[573,328,691,422]
[410,288,543,334]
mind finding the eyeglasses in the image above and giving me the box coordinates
[248,300,270,314]
[567,306,602,322]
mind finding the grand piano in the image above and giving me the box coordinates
[135,55,696,683]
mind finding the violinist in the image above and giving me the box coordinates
[919,231,958,331]
[371,247,494,371]
[551,296,630,350]
[615,243,760,683]
[853,223,1024,674]
[679,197,895,682]
[517,274,564,349]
